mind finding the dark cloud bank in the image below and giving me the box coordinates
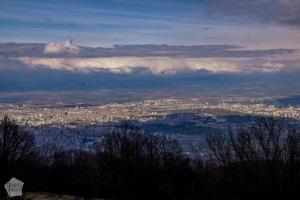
[0,67,300,98]
[0,42,296,58]
[206,0,300,26]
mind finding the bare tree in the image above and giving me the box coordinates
[0,115,38,167]
[208,117,300,165]
[0,116,38,198]
[95,123,184,199]
[207,116,300,199]
[96,123,182,163]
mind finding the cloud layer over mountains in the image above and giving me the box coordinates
[0,39,299,74]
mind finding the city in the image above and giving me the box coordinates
[1,98,300,126]
[1,98,299,155]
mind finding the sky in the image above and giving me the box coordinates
[0,0,300,92]
[1,0,300,48]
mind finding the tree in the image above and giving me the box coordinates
[95,123,186,199]
[208,117,300,164]
[0,116,38,198]
[45,149,97,200]
[207,116,300,199]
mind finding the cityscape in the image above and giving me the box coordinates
[1,97,300,154]
[1,98,300,126]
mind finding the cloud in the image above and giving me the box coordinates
[206,0,300,26]
[15,55,295,74]
[0,40,299,75]
[44,38,80,54]
[0,42,295,58]
[15,56,242,74]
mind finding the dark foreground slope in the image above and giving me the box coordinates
[0,116,300,200]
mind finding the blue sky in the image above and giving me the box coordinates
[1,0,299,48]
[0,0,208,45]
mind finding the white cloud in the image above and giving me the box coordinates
[44,38,80,54]
[15,56,290,74]
[15,56,240,74]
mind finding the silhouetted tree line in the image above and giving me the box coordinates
[0,116,300,200]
